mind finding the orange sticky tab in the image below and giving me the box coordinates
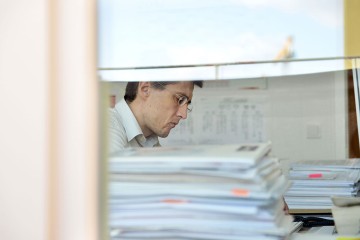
[162,199,188,204]
[232,189,249,197]
[308,173,322,178]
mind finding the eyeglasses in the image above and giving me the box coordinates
[153,83,193,112]
[174,93,193,112]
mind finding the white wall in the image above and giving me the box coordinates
[267,71,347,163]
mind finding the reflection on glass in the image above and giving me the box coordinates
[98,0,343,67]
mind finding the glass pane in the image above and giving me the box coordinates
[101,58,360,236]
[100,57,360,164]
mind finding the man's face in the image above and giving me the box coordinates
[143,82,194,138]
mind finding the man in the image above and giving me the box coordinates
[109,81,203,153]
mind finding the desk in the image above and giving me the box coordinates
[289,209,331,214]
[291,226,360,240]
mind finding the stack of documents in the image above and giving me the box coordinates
[284,159,360,213]
[108,142,293,240]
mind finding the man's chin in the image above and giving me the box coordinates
[158,130,171,138]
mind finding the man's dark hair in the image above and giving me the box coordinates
[124,81,203,103]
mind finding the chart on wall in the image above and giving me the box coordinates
[160,93,267,146]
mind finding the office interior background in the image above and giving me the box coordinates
[1,0,360,239]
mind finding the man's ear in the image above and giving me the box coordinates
[138,81,151,99]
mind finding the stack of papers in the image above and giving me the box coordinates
[284,159,360,213]
[108,142,293,240]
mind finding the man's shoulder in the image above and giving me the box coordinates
[108,106,118,115]
[108,107,124,127]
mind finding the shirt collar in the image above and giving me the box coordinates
[115,98,159,147]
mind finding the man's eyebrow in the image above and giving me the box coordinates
[176,92,191,100]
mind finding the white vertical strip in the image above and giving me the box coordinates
[0,1,48,240]
[52,0,99,239]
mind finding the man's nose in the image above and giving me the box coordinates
[177,104,188,119]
